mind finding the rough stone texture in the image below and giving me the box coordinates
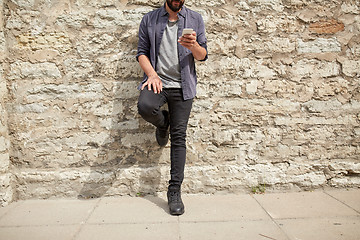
[0,0,359,204]
[309,19,345,34]
[0,0,14,207]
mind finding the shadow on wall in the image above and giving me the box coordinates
[77,72,168,201]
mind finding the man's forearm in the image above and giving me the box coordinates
[190,42,207,61]
[138,55,157,77]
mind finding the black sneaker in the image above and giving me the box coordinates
[167,186,184,216]
[156,110,170,146]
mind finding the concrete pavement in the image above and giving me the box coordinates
[0,189,359,240]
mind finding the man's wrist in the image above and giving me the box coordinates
[189,41,200,52]
[148,72,158,78]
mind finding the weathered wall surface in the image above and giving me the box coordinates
[0,0,13,206]
[1,0,359,202]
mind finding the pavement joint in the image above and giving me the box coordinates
[71,198,101,240]
[250,194,292,240]
[324,191,360,215]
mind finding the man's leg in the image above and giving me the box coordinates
[137,88,168,128]
[166,88,193,215]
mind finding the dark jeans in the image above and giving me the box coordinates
[137,88,193,187]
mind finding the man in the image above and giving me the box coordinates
[136,0,208,215]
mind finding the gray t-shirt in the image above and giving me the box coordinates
[156,20,182,88]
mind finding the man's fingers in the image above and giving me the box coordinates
[141,81,148,90]
[141,78,162,94]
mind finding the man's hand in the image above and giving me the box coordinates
[141,73,163,94]
[178,31,197,50]
[178,31,207,61]
[138,55,163,94]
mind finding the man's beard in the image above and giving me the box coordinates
[166,0,184,12]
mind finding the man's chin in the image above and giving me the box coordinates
[168,0,183,12]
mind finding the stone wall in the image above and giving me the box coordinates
[1,0,359,202]
[0,0,13,206]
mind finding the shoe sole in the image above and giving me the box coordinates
[170,209,185,216]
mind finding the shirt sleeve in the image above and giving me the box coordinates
[196,14,208,62]
[136,15,150,62]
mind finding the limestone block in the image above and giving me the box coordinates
[56,10,91,30]
[262,79,315,102]
[112,119,139,131]
[0,70,6,97]
[26,83,104,102]
[130,0,225,7]
[246,80,258,95]
[9,61,61,80]
[74,0,119,8]
[187,0,225,7]
[290,172,327,187]
[0,0,2,27]
[15,103,48,113]
[0,153,10,172]
[76,33,119,58]
[64,59,95,80]
[309,20,345,34]
[0,136,10,152]
[121,133,154,148]
[93,8,150,29]
[207,33,237,56]
[342,60,360,77]
[296,9,317,23]
[304,99,360,116]
[207,9,246,32]
[80,100,117,117]
[219,99,300,115]
[256,15,302,34]
[302,99,343,114]
[0,31,5,54]
[212,128,240,146]
[247,0,284,12]
[16,32,72,53]
[28,49,59,63]
[128,0,162,7]
[348,43,360,57]
[297,38,341,53]
[247,62,276,79]
[242,36,296,53]
[10,0,35,8]
[114,81,139,100]
[341,2,360,14]
[0,173,13,207]
[196,56,251,78]
[62,132,110,150]
[274,115,358,126]
[96,53,142,79]
[235,1,250,11]
[291,59,340,80]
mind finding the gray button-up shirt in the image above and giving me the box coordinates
[136,5,208,100]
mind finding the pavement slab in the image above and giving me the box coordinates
[277,216,360,240]
[0,225,80,240]
[253,191,359,219]
[87,196,177,224]
[180,220,289,240]
[76,223,180,240]
[325,189,360,213]
[180,194,271,222]
[0,199,99,226]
